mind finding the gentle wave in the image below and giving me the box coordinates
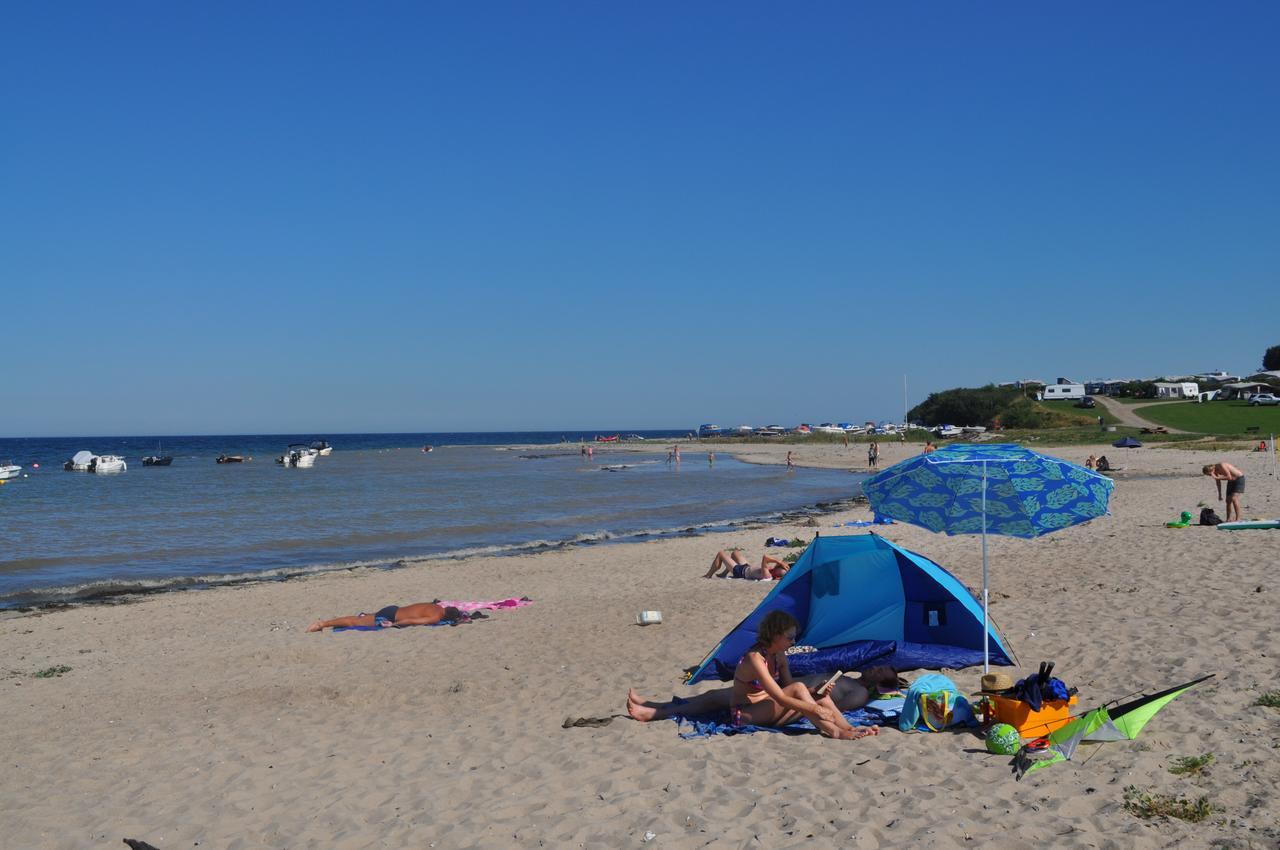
[0,496,859,610]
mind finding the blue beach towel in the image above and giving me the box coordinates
[672,698,904,739]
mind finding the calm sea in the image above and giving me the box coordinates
[0,432,863,609]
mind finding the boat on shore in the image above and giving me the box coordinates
[595,434,619,443]
[697,424,723,438]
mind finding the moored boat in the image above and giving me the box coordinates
[216,454,246,464]
[277,444,319,467]
[0,463,21,479]
[65,450,97,471]
[310,440,333,456]
[91,455,127,474]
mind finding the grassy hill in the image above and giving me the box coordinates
[1134,400,1280,436]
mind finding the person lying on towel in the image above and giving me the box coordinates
[626,611,878,740]
[306,601,484,632]
[703,549,790,581]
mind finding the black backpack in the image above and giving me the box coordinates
[1199,507,1223,526]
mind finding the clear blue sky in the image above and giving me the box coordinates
[4,2,1278,436]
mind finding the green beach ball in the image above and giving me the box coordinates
[985,723,1022,755]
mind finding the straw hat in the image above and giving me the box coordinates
[974,672,1015,694]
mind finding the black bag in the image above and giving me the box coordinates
[1199,507,1223,526]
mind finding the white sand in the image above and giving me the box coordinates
[3,442,1278,848]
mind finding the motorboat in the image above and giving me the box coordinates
[91,455,127,474]
[754,425,785,437]
[0,463,21,480]
[814,424,845,435]
[735,425,754,433]
[216,454,246,464]
[142,442,173,466]
[64,450,97,471]
[621,434,647,442]
[697,424,723,438]
[936,425,963,438]
[422,445,434,453]
[595,434,620,443]
[277,444,318,468]
[793,424,813,435]
[310,440,334,456]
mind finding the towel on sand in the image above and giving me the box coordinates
[672,698,902,739]
[435,597,532,613]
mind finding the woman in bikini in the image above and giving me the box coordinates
[627,611,877,740]
[703,550,790,580]
[306,601,481,632]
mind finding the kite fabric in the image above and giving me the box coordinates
[1014,674,1215,779]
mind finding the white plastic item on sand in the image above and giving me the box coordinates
[636,611,663,626]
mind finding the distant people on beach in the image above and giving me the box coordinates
[922,441,936,455]
[708,451,715,467]
[1256,440,1269,452]
[1095,455,1112,472]
[626,611,878,739]
[704,549,790,581]
[786,451,795,470]
[867,441,879,469]
[306,601,484,632]
[1084,454,1097,469]
[1203,461,1246,522]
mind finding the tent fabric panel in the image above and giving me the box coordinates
[802,549,905,647]
[889,540,1015,663]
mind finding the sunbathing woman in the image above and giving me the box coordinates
[306,601,481,632]
[703,550,790,580]
[627,611,877,740]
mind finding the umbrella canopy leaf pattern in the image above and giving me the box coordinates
[866,445,1113,537]
[861,444,1115,670]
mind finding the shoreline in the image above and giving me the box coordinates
[0,444,866,614]
[5,443,1278,848]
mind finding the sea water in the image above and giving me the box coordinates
[0,432,863,608]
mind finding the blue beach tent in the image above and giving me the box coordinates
[687,534,1016,684]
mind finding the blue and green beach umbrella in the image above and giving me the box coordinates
[861,443,1114,671]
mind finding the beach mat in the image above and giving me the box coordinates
[673,698,904,739]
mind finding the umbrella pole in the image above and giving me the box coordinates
[982,460,990,674]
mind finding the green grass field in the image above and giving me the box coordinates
[1135,400,1280,436]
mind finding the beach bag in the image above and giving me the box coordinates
[899,674,976,732]
[1199,508,1223,526]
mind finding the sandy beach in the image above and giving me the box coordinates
[4,441,1278,849]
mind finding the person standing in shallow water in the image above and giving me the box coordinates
[1203,462,1246,522]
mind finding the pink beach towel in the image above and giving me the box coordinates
[437,597,533,614]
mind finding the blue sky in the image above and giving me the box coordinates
[4,2,1278,436]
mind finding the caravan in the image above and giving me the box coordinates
[1040,384,1085,401]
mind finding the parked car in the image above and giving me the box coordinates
[1075,396,1097,409]
[1248,393,1280,406]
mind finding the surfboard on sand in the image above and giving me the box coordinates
[1217,520,1280,530]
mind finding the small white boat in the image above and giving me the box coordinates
[278,445,319,468]
[0,464,21,479]
[92,455,127,474]
[310,440,334,456]
[814,424,845,435]
[64,450,97,471]
[736,425,754,433]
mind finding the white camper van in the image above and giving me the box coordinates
[1040,383,1085,401]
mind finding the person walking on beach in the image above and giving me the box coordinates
[867,441,879,469]
[708,451,715,467]
[1203,461,1246,522]
[673,444,681,464]
[626,611,877,739]
[786,451,795,471]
